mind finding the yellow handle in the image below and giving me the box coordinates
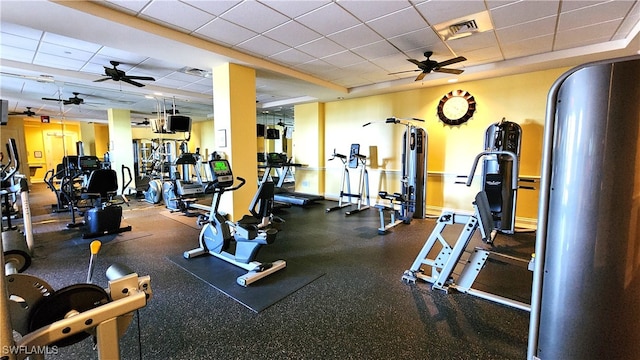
[90,240,102,255]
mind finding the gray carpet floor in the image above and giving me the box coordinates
[10,183,532,359]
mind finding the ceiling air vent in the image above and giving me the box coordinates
[449,20,479,35]
[435,10,493,41]
[179,67,212,78]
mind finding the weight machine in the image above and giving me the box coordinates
[461,119,535,239]
[1,238,152,360]
[325,144,370,215]
[364,117,427,234]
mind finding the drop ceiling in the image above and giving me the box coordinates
[1,0,638,124]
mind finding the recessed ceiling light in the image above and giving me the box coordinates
[448,79,458,83]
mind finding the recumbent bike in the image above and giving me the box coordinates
[183,159,286,286]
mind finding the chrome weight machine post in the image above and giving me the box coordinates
[344,153,370,215]
[325,149,352,212]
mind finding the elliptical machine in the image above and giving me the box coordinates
[183,159,286,286]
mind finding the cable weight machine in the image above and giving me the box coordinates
[461,118,526,240]
[364,117,427,234]
[325,144,370,215]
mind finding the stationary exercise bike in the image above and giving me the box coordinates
[183,159,286,286]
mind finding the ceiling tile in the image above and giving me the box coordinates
[258,0,330,19]
[269,48,316,64]
[153,77,191,88]
[101,0,151,15]
[321,50,366,67]
[490,1,559,29]
[0,33,39,51]
[495,16,557,44]
[415,0,487,25]
[236,35,289,57]
[558,1,634,31]
[350,40,400,60]
[446,30,500,53]
[555,19,624,50]
[220,1,289,33]
[297,37,346,58]
[501,34,553,59]
[33,53,88,71]
[38,42,95,62]
[485,0,521,10]
[195,18,258,46]
[186,0,242,16]
[134,58,183,77]
[264,20,322,47]
[560,0,610,13]
[140,1,215,32]
[337,0,411,22]
[613,1,640,40]
[42,32,103,53]
[461,44,504,64]
[366,7,428,38]
[371,53,421,73]
[387,28,442,52]
[296,2,360,35]
[161,70,202,83]
[0,45,35,63]
[327,24,384,49]
[94,47,149,66]
[292,59,336,76]
[404,43,454,62]
[0,22,43,40]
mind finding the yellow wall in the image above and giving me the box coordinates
[94,124,109,157]
[13,118,81,183]
[318,67,569,226]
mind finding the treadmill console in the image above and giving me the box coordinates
[266,152,287,166]
[79,156,101,172]
[210,159,233,187]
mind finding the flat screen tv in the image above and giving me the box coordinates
[167,115,191,132]
[0,99,8,125]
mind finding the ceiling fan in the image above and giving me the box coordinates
[9,107,37,117]
[389,51,467,81]
[94,61,156,87]
[133,118,151,126]
[42,92,85,105]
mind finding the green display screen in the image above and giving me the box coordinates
[213,160,229,173]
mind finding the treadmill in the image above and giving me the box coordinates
[260,153,323,206]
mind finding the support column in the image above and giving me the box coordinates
[107,109,134,194]
[293,102,325,196]
[213,63,257,220]
[79,122,97,156]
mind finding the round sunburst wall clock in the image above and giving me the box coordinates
[437,89,476,125]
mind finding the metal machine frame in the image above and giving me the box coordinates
[465,119,522,235]
[365,117,427,234]
[326,144,370,215]
[402,191,531,312]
